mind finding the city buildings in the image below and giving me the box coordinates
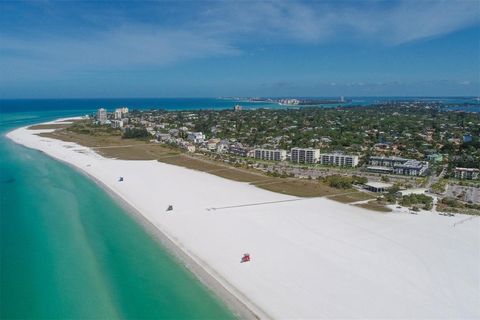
[114,107,129,119]
[254,149,287,161]
[291,148,320,164]
[454,167,480,180]
[320,153,359,167]
[367,156,429,176]
[392,160,429,176]
[229,144,250,157]
[368,156,408,167]
[187,132,205,143]
[97,108,107,124]
[156,133,172,142]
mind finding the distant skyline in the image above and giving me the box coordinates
[1,0,479,98]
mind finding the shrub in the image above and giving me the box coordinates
[324,175,353,189]
[122,128,149,139]
[400,194,433,209]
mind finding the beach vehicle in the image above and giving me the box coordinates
[240,253,250,263]
[166,205,173,212]
[118,177,124,182]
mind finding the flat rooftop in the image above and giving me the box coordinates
[365,182,393,189]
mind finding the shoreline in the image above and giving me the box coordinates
[6,118,267,319]
[71,162,268,320]
[6,117,480,319]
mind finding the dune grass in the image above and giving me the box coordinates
[38,126,375,200]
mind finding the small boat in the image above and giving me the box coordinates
[118,177,124,182]
[166,205,173,211]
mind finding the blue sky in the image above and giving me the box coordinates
[1,0,479,98]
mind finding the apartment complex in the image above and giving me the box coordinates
[254,149,287,161]
[367,156,429,176]
[320,153,359,167]
[291,148,320,164]
[369,156,408,167]
[114,107,129,120]
[97,108,107,124]
[392,160,429,176]
[454,167,479,180]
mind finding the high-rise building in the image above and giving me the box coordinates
[114,107,129,119]
[97,108,107,124]
[290,148,320,164]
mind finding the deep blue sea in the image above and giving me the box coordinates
[0,97,478,318]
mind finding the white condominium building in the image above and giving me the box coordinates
[254,149,287,161]
[114,107,128,120]
[291,148,320,164]
[97,108,107,124]
[320,153,359,167]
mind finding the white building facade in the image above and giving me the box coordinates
[320,153,359,167]
[367,156,429,176]
[254,149,287,161]
[291,148,320,164]
[114,107,129,120]
[97,108,107,124]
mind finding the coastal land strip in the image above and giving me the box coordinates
[35,120,379,206]
[8,118,479,319]
[78,165,267,320]
[24,119,267,319]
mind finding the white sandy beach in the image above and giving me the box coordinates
[7,118,480,319]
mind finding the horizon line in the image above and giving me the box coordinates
[1,95,479,101]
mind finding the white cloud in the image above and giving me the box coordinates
[199,0,479,45]
[1,0,478,79]
[1,27,239,70]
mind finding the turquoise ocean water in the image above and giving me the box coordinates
[1,97,478,319]
[0,100,250,319]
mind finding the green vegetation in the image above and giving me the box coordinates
[131,104,479,172]
[381,176,390,182]
[400,194,433,210]
[431,180,447,193]
[324,175,354,189]
[437,197,480,215]
[322,175,367,189]
[38,125,347,199]
[381,184,400,204]
[67,120,121,136]
[123,127,149,139]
